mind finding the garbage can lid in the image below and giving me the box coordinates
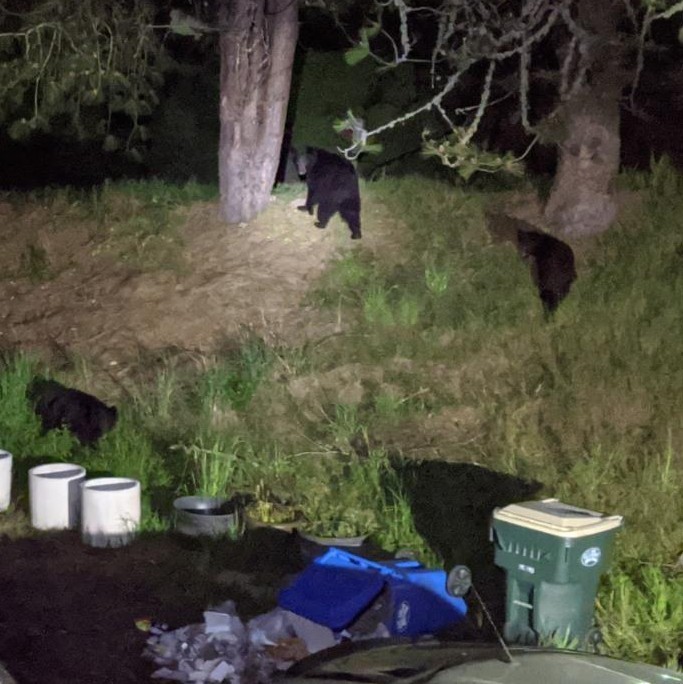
[492,499,623,538]
[279,563,386,631]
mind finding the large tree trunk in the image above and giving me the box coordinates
[544,0,628,237]
[218,0,298,224]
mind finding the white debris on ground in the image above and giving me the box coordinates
[143,601,390,684]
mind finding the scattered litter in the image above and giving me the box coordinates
[144,548,468,683]
[144,600,388,683]
[143,600,333,683]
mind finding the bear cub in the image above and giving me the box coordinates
[516,228,577,314]
[297,147,362,240]
[27,378,118,445]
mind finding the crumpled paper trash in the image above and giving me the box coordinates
[143,600,390,684]
[144,601,289,683]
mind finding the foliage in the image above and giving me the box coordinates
[422,130,526,181]
[292,50,376,152]
[19,243,52,283]
[596,563,683,670]
[333,0,683,182]
[0,0,165,159]
[200,338,272,414]
[298,449,383,538]
[171,436,244,499]
[245,480,303,525]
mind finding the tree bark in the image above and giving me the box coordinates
[218,0,298,224]
[544,0,628,237]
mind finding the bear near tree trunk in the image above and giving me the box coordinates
[217,0,298,224]
[544,0,629,238]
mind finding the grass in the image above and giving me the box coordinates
[86,178,217,271]
[19,243,52,283]
[1,162,683,668]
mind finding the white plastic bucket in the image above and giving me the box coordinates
[0,450,12,512]
[29,462,86,530]
[81,477,141,548]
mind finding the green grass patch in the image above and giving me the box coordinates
[89,178,217,271]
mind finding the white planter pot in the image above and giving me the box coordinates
[29,462,86,530]
[81,477,141,548]
[0,450,12,512]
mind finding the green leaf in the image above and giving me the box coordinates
[8,119,31,141]
[169,9,209,38]
[344,45,370,66]
[123,100,138,117]
[363,143,383,155]
[457,162,477,182]
[360,21,381,41]
[127,147,143,163]
[136,125,150,142]
[102,134,120,152]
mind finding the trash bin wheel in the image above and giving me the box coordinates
[586,627,603,651]
[446,565,472,597]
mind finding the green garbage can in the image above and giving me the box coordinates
[491,498,623,646]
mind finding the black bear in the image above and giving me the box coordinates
[27,378,118,445]
[274,124,302,186]
[297,147,362,240]
[516,228,577,314]
[484,212,576,315]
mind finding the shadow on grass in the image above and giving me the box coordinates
[394,459,542,636]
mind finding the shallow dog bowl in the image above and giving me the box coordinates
[173,495,239,537]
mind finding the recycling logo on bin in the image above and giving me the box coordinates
[395,600,411,632]
[580,546,601,567]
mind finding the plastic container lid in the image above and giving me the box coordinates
[279,561,386,631]
[492,498,623,538]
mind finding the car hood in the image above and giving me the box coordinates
[281,639,683,684]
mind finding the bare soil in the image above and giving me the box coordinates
[0,526,304,684]
[0,194,366,369]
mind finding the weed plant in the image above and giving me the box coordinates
[19,244,52,283]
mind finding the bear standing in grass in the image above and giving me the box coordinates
[516,228,576,315]
[297,147,362,240]
[485,211,576,315]
[27,378,118,445]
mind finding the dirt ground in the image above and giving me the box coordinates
[0,193,370,369]
[0,524,306,684]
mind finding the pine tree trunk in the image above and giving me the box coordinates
[544,1,627,237]
[217,0,298,224]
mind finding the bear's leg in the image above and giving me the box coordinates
[298,187,317,215]
[315,202,336,229]
[540,289,560,315]
[339,199,361,239]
